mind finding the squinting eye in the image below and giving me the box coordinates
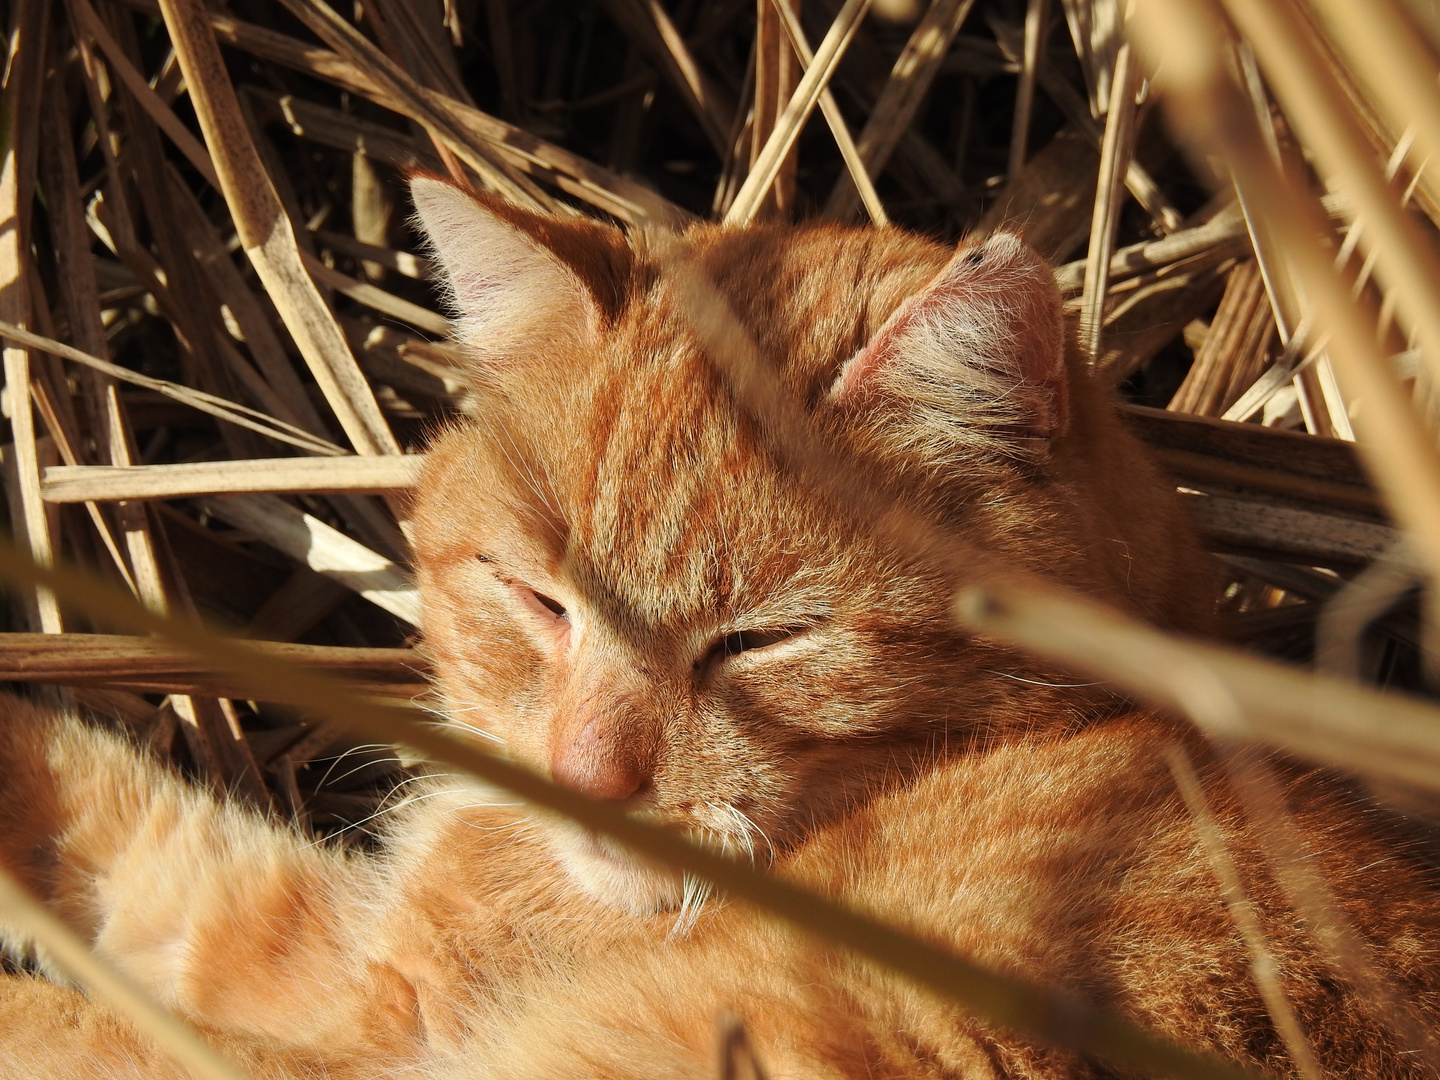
[484,561,571,626]
[723,629,790,654]
[704,627,806,667]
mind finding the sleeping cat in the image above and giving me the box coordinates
[1,176,1439,1079]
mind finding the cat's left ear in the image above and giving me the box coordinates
[829,232,1067,456]
[410,176,632,366]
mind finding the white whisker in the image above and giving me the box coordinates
[982,669,1104,689]
[669,870,713,938]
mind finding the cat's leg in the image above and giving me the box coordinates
[431,914,882,1080]
[0,973,401,1080]
[0,692,426,1060]
[0,974,183,1080]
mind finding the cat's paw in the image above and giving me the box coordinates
[0,694,95,898]
[0,693,175,970]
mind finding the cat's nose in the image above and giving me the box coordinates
[550,717,651,802]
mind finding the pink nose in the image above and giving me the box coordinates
[549,717,649,801]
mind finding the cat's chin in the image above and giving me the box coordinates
[551,830,686,914]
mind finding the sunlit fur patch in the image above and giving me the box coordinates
[547,825,686,914]
[543,802,772,931]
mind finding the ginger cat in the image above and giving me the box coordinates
[2,177,1439,1079]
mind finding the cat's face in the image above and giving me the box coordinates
[409,179,1114,913]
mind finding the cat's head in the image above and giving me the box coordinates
[408,178,1204,913]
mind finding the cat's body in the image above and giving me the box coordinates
[2,181,1439,1078]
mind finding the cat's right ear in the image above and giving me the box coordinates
[827,232,1067,461]
[410,177,628,366]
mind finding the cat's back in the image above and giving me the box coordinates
[794,715,1440,1079]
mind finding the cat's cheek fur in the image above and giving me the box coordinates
[420,582,551,756]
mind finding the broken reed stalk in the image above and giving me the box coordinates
[156,0,401,458]
[114,0,689,225]
[1163,745,1325,1080]
[0,633,427,701]
[1219,0,1440,413]
[1007,0,1049,182]
[1,1,60,634]
[764,0,888,226]
[70,0,222,189]
[954,577,1440,791]
[40,456,422,502]
[725,0,872,225]
[273,0,557,209]
[197,495,420,624]
[0,321,346,455]
[1079,40,1138,359]
[823,0,978,221]
[1130,0,1440,592]
[602,0,734,159]
[1305,0,1440,224]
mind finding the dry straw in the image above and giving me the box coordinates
[3,0,1440,1076]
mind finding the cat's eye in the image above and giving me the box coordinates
[481,559,571,630]
[531,591,567,619]
[722,629,790,655]
[510,584,569,627]
[506,583,571,644]
[701,626,808,668]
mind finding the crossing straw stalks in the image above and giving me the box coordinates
[4,0,1440,1075]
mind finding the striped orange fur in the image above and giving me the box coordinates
[0,179,1437,1078]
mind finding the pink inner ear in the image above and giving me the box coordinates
[409,176,599,364]
[832,290,927,403]
[835,283,944,406]
[831,235,1068,440]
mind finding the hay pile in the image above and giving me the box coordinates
[1,0,1439,1072]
